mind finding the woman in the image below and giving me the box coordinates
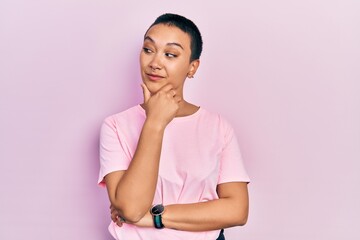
[98,13,250,240]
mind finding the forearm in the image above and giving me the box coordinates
[106,83,181,222]
[166,198,248,231]
[113,120,165,221]
[136,197,248,231]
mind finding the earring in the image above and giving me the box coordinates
[188,74,194,78]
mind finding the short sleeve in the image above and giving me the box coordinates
[98,116,131,187]
[218,121,250,184]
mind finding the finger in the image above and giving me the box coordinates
[166,90,177,99]
[158,83,174,93]
[111,209,118,221]
[141,83,151,103]
[111,212,118,222]
[110,206,117,214]
[111,209,116,215]
[161,86,177,98]
[116,219,123,227]
[174,96,182,103]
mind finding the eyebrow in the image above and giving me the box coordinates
[144,36,184,50]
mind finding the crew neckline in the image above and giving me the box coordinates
[136,104,202,122]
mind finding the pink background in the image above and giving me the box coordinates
[1,0,359,239]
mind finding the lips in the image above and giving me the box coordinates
[146,73,165,81]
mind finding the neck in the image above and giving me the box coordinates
[175,101,199,117]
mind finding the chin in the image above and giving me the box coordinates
[144,81,166,94]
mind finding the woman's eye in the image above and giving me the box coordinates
[143,47,152,53]
[165,53,177,58]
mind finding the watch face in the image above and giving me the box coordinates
[151,204,164,216]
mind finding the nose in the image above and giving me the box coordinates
[149,53,162,71]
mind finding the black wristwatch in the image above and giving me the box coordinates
[150,204,165,229]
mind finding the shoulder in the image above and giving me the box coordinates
[199,107,234,131]
[102,105,145,131]
[104,105,144,123]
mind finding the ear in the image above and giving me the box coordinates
[187,59,200,78]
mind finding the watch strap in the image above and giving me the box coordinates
[153,215,164,229]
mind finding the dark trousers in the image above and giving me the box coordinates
[216,229,225,240]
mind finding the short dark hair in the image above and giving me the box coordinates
[145,13,203,61]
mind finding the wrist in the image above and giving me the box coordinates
[143,119,167,132]
[150,204,165,229]
[133,211,153,228]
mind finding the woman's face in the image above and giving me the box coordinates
[140,24,199,95]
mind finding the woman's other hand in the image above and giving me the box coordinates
[110,204,153,228]
[110,204,125,227]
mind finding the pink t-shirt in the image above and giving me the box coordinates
[98,105,250,240]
